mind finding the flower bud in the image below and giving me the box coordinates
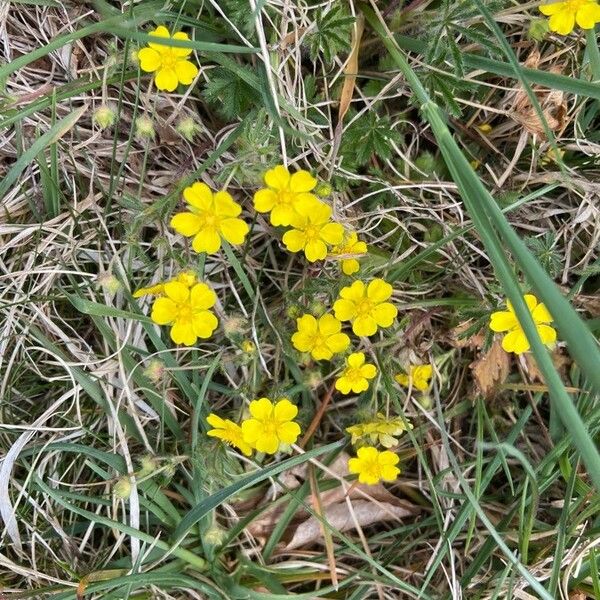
[97,272,121,296]
[241,340,256,354]
[135,116,155,140]
[94,104,117,130]
[315,182,332,198]
[222,315,247,338]
[477,123,493,135]
[528,18,549,42]
[176,117,201,142]
[143,359,165,384]
[286,304,301,320]
[204,525,227,546]
[113,477,131,499]
[309,300,327,317]
[138,455,158,477]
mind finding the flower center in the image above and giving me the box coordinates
[362,457,381,480]
[176,304,193,321]
[160,49,178,70]
[279,190,295,206]
[356,298,373,316]
[263,421,279,436]
[345,367,363,383]
[304,225,320,240]
[203,212,220,228]
[567,0,588,8]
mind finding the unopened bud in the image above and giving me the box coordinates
[176,117,201,142]
[309,300,327,318]
[315,182,332,198]
[94,104,117,130]
[135,116,155,140]
[204,526,227,546]
[241,340,256,354]
[97,272,121,296]
[143,359,165,384]
[138,455,158,477]
[113,477,131,499]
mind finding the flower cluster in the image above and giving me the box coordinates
[207,398,301,456]
[346,413,413,448]
[395,364,433,392]
[539,0,600,35]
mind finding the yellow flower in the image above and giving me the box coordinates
[395,364,433,392]
[150,281,218,346]
[291,313,350,360]
[241,398,301,454]
[490,294,556,355]
[346,413,413,448]
[335,352,377,394]
[333,279,398,337]
[348,446,400,485]
[137,26,199,91]
[539,0,600,34]
[282,200,344,262]
[254,165,320,226]
[207,414,252,456]
[170,182,249,255]
[331,232,368,275]
[133,270,197,298]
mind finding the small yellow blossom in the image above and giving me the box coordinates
[395,364,433,392]
[206,413,253,456]
[282,200,344,262]
[133,270,197,299]
[477,123,493,135]
[253,165,321,226]
[348,446,400,485]
[170,182,249,255]
[138,26,198,92]
[241,398,301,454]
[331,232,368,275]
[335,352,377,394]
[490,294,556,355]
[151,281,218,346]
[539,0,600,35]
[291,313,350,360]
[333,279,398,337]
[346,413,413,448]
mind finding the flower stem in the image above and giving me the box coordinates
[585,26,600,82]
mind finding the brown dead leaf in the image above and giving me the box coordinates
[470,340,511,397]
[283,499,414,551]
[568,592,587,600]
[338,14,364,124]
[510,50,567,137]
[524,349,571,383]
[449,320,484,350]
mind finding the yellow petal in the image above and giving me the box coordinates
[249,397,273,420]
[339,280,366,302]
[214,191,241,217]
[282,229,307,253]
[502,330,530,354]
[241,419,262,444]
[361,364,377,379]
[184,182,213,210]
[335,376,353,394]
[291,331,314,353]
[253,188,277,213]
[255,433,279,454]
[373,302,397,327]
[175,59,198,85]
[297,314,318,334]
[304,239,327,262]
[155,67,179,92]
[576,2,600,28]
[380,464,400,481]
[192,228,221,254]
[190,282,216,310]
[206,413,226,428]
[270,203,297,226]
[163,281,189,303]
[148,25,171,49]
[333,298,356,322]
[133,283,164,298]
[326,332,350,354]
[289,170,317,193]
[395,373,409,387]
[151,297,177,324]
[192,310,218,338]
[548,9,575,34]
[367,278,393,303]
[537,324,557,346]
[523,294,539,312]
[264,165,290,190]
[220,218,249,245]
[532,302,553,324]
[273,398,298,421]
[172,31,193,57]
[318,313,342,335]
[171,319,196,346]
[320,222,344,245]
[489,310,518,332]
[277,421,301,444]
[171,212,202,236]
[341,258,360,275]
[539,2,566,15]
[353,315,378,337]
[347,352,365,368]
[137,47,161,72]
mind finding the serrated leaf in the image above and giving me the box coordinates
[307,5,355,64]
[203,67,262,119]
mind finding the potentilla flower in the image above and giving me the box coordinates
[206,413,253,456]
[170,182,249,255]
[254,164,321,226]
[348,446,400,485]
[291,313,350,360]
[137,26,199,92]
[395,364,433,392]
[282,200,344,262]
[489,294,556,354]
[241,398,301,454]
[335,352,377,394]
[150,281,218,346]
[331,232,368,275]
[346,413,413,448]
[539,0,600,35]
[133,270,197,298]
[333,279,398,337]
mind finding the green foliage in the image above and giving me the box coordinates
[341,111,402,167]
[203,67,262,119]
[525,233,562,279]
[307,5,355,64]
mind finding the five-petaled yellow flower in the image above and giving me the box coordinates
[490,294,556,355]
[254,165,320,226]
[151,281,218,346]
[346,414,413,448]
[138,26,199,92]
[539,0,600,35]
[333,279,398,337]
[331,231,368,275]
[348,446,400,485]
[291,313,350,360]
[395,364,433,392]
[206,413,252,456]
[171,182,249,255]
[282,200,344,262]
[335,352,377,394]
[241,398,301,454]
[133,270,197,298]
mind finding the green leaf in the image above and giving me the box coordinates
[307,5,355,64]
[203,66,262,119]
